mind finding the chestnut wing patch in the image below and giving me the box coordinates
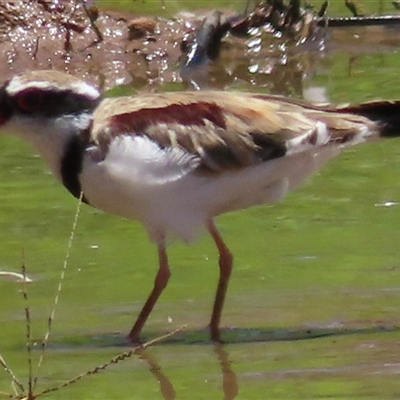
[90,92,379,175]
[97,101,288,173]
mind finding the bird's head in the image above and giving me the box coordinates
[0,70,102,179]
[0,70,101,133]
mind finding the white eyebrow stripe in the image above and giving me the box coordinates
[6,78,100,100]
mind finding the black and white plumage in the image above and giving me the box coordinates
[0,70,398,342]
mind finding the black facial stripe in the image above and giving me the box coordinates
[15,89,101,117]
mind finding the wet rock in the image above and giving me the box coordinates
[127,17,157,40]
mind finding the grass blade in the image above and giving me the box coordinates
[33,193,83,391]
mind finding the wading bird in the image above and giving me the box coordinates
[0,70,398,342]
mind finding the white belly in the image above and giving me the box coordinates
[79,135,340,243]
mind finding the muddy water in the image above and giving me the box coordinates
[1,2,400,399]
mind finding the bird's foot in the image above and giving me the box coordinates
[209,325,223,343]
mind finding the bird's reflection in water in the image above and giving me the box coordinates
[138,349,176,400]
[214,344,239,400]
[138,344,238,400]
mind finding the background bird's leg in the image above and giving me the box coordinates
[207,219,233,342]
[128,241,171,343]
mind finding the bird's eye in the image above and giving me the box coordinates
[16,89,44,113]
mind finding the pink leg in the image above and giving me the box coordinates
[128,242,171,343]
[207,219,233,342]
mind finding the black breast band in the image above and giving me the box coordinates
[60,130,90,204]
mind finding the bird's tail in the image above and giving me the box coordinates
[337,100,400,137]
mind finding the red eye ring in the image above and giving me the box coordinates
[16,88,44,113]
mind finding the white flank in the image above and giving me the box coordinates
[81,135,202,242]
[105,135,201,185]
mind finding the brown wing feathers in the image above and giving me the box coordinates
[91,92,388,173]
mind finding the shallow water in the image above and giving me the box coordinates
[2,2,400,399]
